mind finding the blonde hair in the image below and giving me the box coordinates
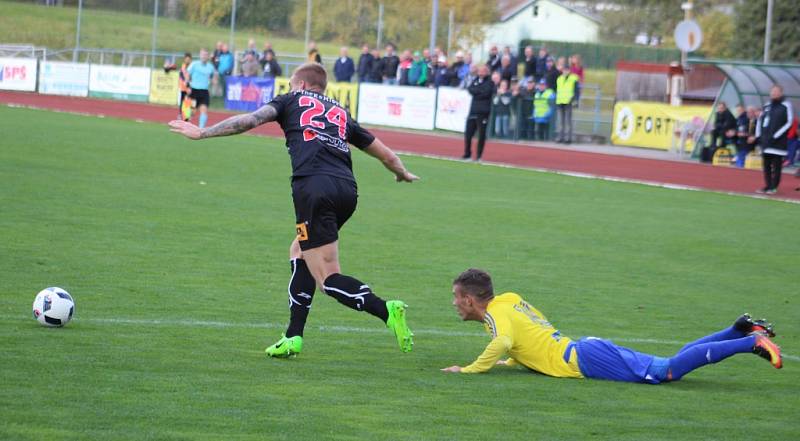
[293,62,328,92]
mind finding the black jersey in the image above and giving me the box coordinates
[267,90,375,182]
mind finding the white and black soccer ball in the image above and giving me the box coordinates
[32,287,75,327]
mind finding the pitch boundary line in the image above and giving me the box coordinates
[398,151,800,205]
[7,315,797,362]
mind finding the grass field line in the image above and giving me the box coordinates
[400,152,800,206]
[8,315,797,362]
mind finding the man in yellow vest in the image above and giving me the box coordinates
[555,61,579,143]
[531,79,555,140]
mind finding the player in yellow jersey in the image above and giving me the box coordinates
[441,269,782,383]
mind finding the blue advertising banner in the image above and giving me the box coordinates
[224,76,275,112]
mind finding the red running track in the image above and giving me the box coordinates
[2,90,798,201]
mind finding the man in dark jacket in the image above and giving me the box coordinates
[357,44,373,82]
[710,102,737,150]
[368,49,383,83]
[756,85,794,194]
[544,57,559,90]
[381,44,400,85]
[486,45,502,73]
[261,51,282,78]
[333,46,355,82]
[463,65,494,161]
[433,56,454,88]
[499,55,516,83]
[522,45,536,85]
[535,46,549,82]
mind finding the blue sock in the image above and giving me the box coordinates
[677,326,746,354]
[199,113,208,128]
[668,336,755,380]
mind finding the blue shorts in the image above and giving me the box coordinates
[575,337,670,384]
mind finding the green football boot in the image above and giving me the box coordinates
[386,300,413,353]
[265,334,303,358]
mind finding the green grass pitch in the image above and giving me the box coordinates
[1,105,798,441]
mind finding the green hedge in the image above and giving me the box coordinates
[519,39,684,69]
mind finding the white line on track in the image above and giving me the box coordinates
[7,315,797,362]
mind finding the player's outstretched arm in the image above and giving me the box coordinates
[168,104,278,140]
[442,335,512,374]
[362,138,419,183]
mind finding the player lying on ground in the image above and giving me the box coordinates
[169,62,418,357]
[441,269,782,382]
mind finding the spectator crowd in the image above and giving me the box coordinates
[175,38,588,146]
[352,42,585,144]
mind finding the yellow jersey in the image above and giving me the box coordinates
[461,292,583,378]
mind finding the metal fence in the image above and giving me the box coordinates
[0,42,334,81]
[520,39,682,70]
[487,83,614,143]
[0,44,47,59]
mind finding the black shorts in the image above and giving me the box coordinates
[292,175,357,251]
[190,88,210,107]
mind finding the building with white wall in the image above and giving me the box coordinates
[472,0,601,61]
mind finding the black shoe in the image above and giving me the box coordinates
[461,155,471,160]
[733,313,776,337]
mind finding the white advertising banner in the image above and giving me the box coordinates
[435,86,472,132]
[39,62,90,97]
[0,57,38,92]
[357,83,436,130]
[89,65,151,102]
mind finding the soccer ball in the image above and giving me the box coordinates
[32,287,75,327]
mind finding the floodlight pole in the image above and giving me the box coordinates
[150,0,159,69]
[305,0,312,51]
[764,0,773,63]
[376,2,384,49]
[447,9,454,56]
[73,0,83,62]
[429,0,439,55]
[679,0,693,68]
[229,0,237,52]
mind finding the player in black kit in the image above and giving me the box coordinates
[169,63,418,357]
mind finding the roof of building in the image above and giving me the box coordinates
[497,0,602,24]
[688,58,800,110]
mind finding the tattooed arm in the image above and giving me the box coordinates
[168,104,278,140]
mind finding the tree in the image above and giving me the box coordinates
[184,0,230,26]
[233,0,294,32]
[590,0,736,47]
[288,0,495,52]
[733,0,800,62]
[695,12,734,59]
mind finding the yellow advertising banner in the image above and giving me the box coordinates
[611,101,712,150]
[149,70,179,106]
[274,77,358,119]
